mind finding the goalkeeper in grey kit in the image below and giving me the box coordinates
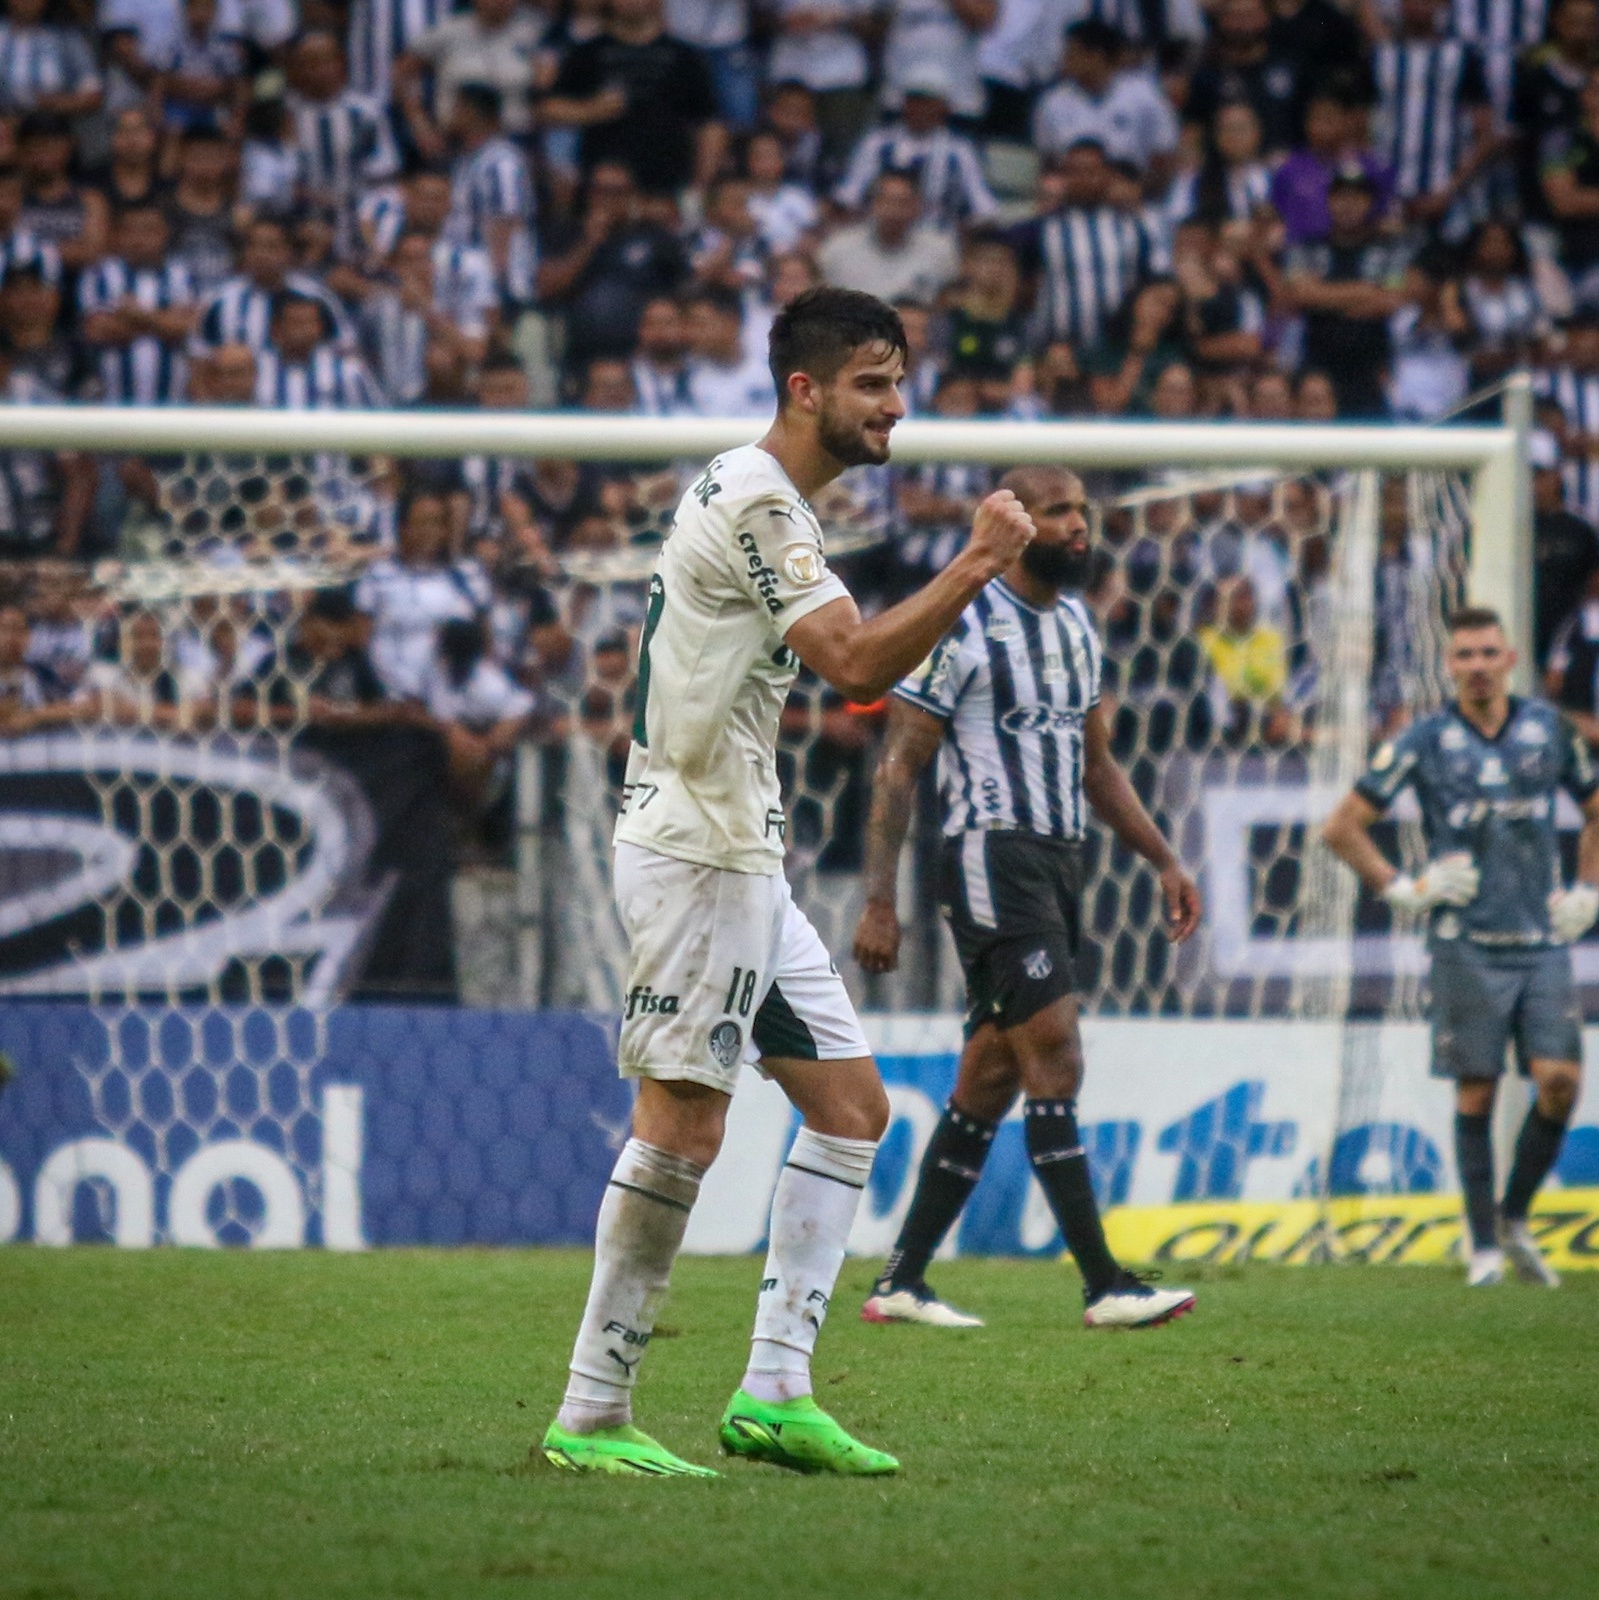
[1323,607,1599,1287]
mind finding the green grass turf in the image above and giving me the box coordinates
[1,1252,1595,1600]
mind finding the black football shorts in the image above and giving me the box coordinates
[938,828,1083,1038]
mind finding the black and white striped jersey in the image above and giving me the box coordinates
[0,23,98,114]
[77,257,194,405]
[895,577,1103,840]
[834,123,998,229]
[347,0,444,99]
[1374,39,1490,199]
[255,345,382,409]
[289,88,399,208]
[447,137,537,305]
[1451,0,1543,117]
[191,271,356,354]
[1013,205,1170,349]
[1535,363,1599,522]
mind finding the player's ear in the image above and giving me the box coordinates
[786,370,819,415]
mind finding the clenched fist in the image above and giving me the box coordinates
[966,489,1036,578]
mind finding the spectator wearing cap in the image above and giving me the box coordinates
[542,0,726,198]
[17,112,108,272]
[394,0,551,164]
[1375,0,1497,228]
[0,0,102,118]
[537,162,689,368]
[256,291,383,407]
[192,215,355,354]
[285,30,399,249]
[1282,165,1422,418]
[1184,0,1306,159]
[444,83,538,312]
[79,201,196,405]
[1532,426,1599,663]
[1009,140,1170,354]
[1032,20,1180,187]
[881,0,996,123]
[682,281,776,415]
[818,168,960,303]
[835,61,997,228]
[1271,77,1394,244]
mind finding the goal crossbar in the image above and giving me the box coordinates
[0,405,1525,675]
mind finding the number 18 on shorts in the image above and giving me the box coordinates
[613,841,871,1090]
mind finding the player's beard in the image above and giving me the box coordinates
[1021,539,1092,590]
[816,397,889,467]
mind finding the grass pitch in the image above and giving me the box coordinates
[1,1251,1595,1600]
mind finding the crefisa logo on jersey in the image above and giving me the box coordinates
[625,986,679,1019]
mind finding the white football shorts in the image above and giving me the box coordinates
[613,841,871,1092]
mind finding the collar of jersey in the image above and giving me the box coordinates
[994,576,1063,615]
[1447,693,1523,745]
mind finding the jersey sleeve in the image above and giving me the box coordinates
[894,624,973,720]
[1353,721,1425,811]
[724,489,849,636]
[1557,713,1599,803]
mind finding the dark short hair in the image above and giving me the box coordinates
[456,82,502,124]
[768,287,907,404]
[686,282,744,321]
[479,351,524,378]
[1066,17,1123,52]
[17,111,71,142]
[1447,605,1505,634]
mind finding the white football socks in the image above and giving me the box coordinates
[557,1138,704,1433]
[742,1126,878,1404]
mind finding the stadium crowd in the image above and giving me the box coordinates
[0,0,1595,863]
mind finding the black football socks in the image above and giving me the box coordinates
[1502,1105,1569,1223]
[877,1103,996,1292]
[1454,1112,1498,1251]
[1025,1098,1119,1300]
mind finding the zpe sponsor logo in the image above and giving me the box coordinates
[736,530,786,616]
[625,985,680,1019]
[1446,795,1551,827]
[1000,705,1081,734]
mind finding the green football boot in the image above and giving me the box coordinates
[541,1420,718,1478]
[717,1391,900,1475]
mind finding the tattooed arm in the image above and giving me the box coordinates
[852,697,947,974]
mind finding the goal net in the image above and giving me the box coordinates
[0,408,1522,1243]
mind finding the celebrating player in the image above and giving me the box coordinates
[1323,608,1599,1288]
[542,288,1038,1479]
[852,466,1203,1330]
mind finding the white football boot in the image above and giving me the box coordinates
[1082,1271,1196,1329]
[1499,1221,1560,1288]
[860,1281,985,1328]
[1466,1247,1505,1287]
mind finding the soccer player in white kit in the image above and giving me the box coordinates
[542,288,1037,1478]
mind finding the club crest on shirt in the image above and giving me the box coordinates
[1440,723,1468,751]
[1478,754,1507,785]
[708,1020,742,1068]
[1023,948,1053,980]
[1515,719,1550,745]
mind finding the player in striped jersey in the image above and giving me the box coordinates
[854,464,1204,1331]
[77,203,195,405]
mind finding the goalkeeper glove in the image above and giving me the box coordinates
[1549,883,1599,944]
[1383,854,1480,914]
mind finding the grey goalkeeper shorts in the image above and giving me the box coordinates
[1428,940,1582,1079]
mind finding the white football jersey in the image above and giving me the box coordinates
[614,443,850,874]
